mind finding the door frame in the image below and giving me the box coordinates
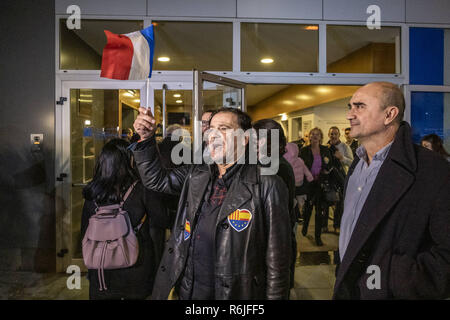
[55,73,246,272]
[55,79,193,272]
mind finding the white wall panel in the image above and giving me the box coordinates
[56,0,147,16]
[323,0,405,22]
[147,0,236,18]
[237,0,322,20]
[406,0,450,24]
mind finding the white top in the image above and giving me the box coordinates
[334,141,354,172]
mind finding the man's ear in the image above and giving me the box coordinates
[384,106,400,125]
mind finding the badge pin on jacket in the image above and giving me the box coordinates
[227,209,252,232]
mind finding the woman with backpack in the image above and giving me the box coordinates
[81,138,168,300]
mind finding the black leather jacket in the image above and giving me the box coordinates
[132,137,292,300]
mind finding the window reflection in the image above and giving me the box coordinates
[241,23,319,72]
[60,19,144,70]
[327,25,401,74]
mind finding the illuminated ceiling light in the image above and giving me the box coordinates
[260,58,274,64]
[157,56,170,62]
[280,113,288,121]
[283,100,294,105]
[176,100,183,103]
[84,120,91,126]
[305,25,319,30]
[123,92,133,97]
[296,94,311,100]
[316,87,331,94]
[78,99,92,103]
[134,99,140,103]
[80,94,92,97]
[152,22,158,27]
[173,93,181,98]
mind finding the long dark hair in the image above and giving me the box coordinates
[83,139,140,204]
[420,134,450,159]
[252,119,287,156]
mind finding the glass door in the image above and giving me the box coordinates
[193,71,247,157]
[56,81,147,272]
[55,73,243,272]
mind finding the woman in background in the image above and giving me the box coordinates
[420,134,450,162]
[299,128,333,246]
[81,138,168,300]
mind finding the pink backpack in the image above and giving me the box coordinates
[82,181,146,291]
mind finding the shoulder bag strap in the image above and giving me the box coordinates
[120,181,138,207]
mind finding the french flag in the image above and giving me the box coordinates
[100,25,154,80]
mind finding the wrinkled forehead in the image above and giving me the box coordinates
[210,112,239,128]
[351,84,382,104]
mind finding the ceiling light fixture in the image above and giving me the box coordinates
[297,94,311,100]
[305,25,319,30]
[157,56,170,62]
[176,100,183,103]
[260,58,274,64]
[316,87,331,94]
[173,94,181,98]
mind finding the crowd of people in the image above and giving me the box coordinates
[80,81,450,300]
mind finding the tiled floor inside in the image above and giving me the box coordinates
[0,212,339,300]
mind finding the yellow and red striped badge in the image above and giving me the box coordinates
[184,220,191,241]
[227,209,252,232]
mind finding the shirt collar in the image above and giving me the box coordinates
[356,141,393,163]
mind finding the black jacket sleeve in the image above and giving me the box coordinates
[389,176,450,299]
[132,136,192,196]
[261,175,292,299]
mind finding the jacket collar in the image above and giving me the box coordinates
[216,164,258,225]
[335,121,417,293]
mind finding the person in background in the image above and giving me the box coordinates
[122,128,134,142]
[283,142,314,222]
[253,119,297,296]
[344,127,359,158]
[420,133,450,162]
[292,130,306,151]
[328,127,353,173]
[299,127,333,246]
[201,111,213,133]
[81,139,168,300]
[325,127,353,233]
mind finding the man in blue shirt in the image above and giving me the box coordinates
[334,82,450,299]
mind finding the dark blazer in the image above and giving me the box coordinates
[132,137,292,300]
[299,144,333,174]
[334,122,450,299]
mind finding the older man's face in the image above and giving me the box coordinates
[329,128,340,145]
[207,112,247,164]
[347,84,387,140]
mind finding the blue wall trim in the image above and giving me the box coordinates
[410,28,444,85]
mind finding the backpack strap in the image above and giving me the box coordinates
[119,181,138,208]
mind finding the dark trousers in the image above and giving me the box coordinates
[302,181,326,241]
[333,199,343,229]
